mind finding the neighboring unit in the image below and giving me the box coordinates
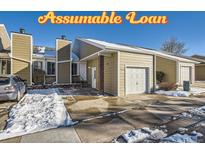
[0,24,57,85]
[191,55,205,81]
[156,53,197,85]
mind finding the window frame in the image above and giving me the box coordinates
[72,63,78,76]
[46,61,55,76]
[33,61,43,71]
[0,59,11,75]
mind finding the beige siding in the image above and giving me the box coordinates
[0,25,10,50]
[58,62,70,84]
[79,41,101,59]
[56,39,71,84]
[57,40,71,61]
[104,53,118,95]
[156,56,177,83]
[178,62,195,84]
[195,65,205,81]
[12,59,30,83]
[11,33,32,84]
[12,34,32,61]
[119,51,154,96]
[86,54,118,95]
[87,58,99,89]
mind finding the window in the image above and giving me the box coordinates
[0,77,10,85]
[72,63,78,75]
[0,59,10,75]
[33,61,43,70]
[47,62,55,75]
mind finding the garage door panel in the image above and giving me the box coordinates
[126,67,147,94]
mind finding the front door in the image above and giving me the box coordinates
[91,67,97,88]
[181,66,191,84]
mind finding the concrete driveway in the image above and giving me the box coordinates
[1,87,205,143]
[63,88,205,142]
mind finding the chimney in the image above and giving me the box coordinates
[19,28,25,34]
[61,35,66,40]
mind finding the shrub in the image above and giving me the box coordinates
[156,71,165,83]
[159,82,178,91]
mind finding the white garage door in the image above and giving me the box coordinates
[181,66,191,84]
[126,67,148,94]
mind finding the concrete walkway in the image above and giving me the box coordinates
[20,127,81,143]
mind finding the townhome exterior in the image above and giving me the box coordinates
[0,24,199,96]
[0,24,58,85]
[72,38,198,96]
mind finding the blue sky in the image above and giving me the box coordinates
[0,11,204,56]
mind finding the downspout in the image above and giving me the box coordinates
[176,60,180,85]
[153,54,157,92]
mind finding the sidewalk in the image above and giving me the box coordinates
[20,126,81,143]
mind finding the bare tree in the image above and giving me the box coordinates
[160,38,187,55]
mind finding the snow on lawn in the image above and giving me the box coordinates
[114,127,167,143]
[189,87,205,95]
[155,90,190,97]
[161,131,203,143]
[175,106,205,119]
[155,87,205,97]
[114,127,203,143]
[0,88,74,140]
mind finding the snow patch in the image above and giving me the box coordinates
[0,89,73,140]
[115,127,167,143]
[155,87,205,97]
[155,90,190,97]
[175,105,205,119]
[161,131,203,143]
[187,87,205,95]
[114,127,203,143]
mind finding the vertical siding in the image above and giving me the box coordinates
[119,51,154,96]
[11,33,32,84]
[178,62,195,84]
[195,65,205,81]
[156,56,177,83]
[0,25,10,50]
[58,62,70,83]
[104,53,118,95]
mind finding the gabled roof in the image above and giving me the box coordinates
[72,52,79,62]
[191,55,205,63]
[77,38,199,64]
